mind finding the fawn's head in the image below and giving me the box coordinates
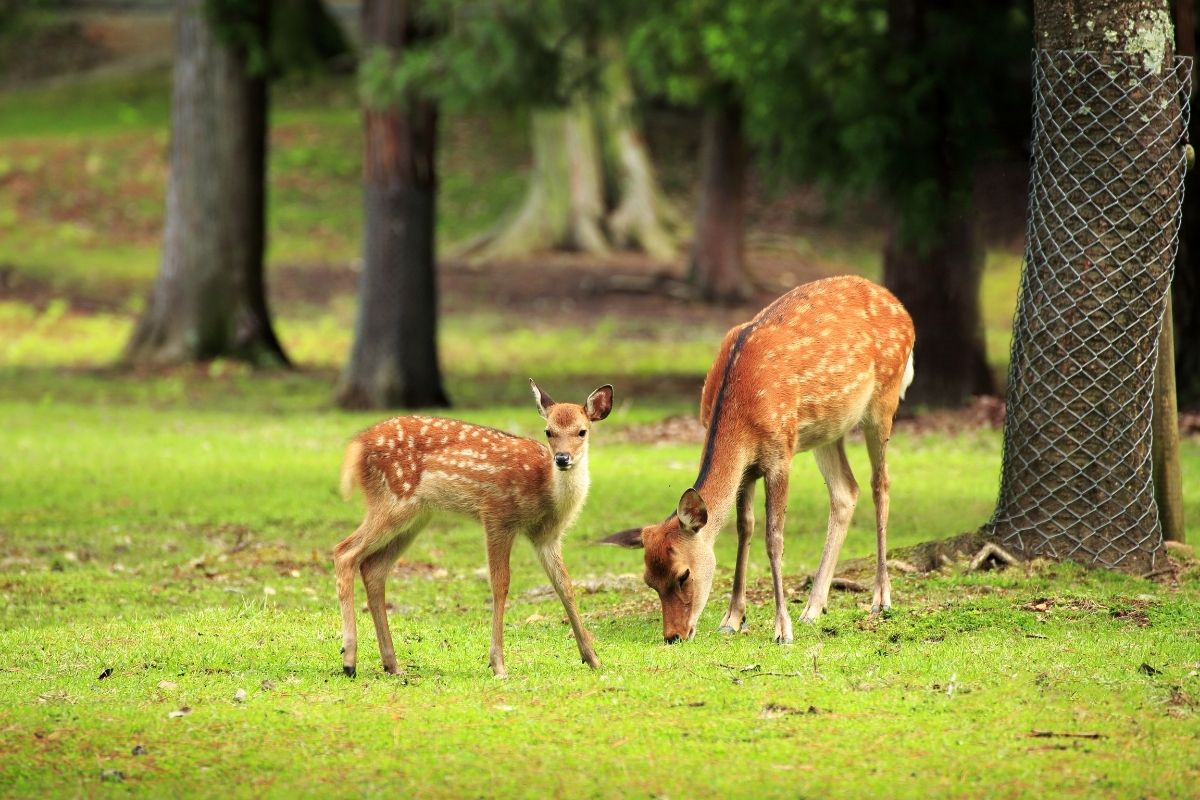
[602,488,716,643]
[530,380,614,471]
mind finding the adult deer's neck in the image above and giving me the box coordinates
[692,322,755,543]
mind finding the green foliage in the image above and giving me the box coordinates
[359,0,632,110]
[627,1,1032,248]
[205,0,350,79]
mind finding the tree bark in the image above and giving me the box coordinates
[884,210,993,407]
[884,0,993,407]
[458,105,609,263]
[1153,294,1186,542]
[598,40,685,262]
[688,98,749,304]
[987,0,1182,572]
[125,0,287,367]
[457,42,681,265]
[337,0,448,409]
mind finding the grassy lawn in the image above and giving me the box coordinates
[1,377,1199,797]
[2,51,1198,799]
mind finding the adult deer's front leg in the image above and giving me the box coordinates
[719,476,756,633]
[764,467,793,644]
[536,540,601,669]
[800,439,859,623]
[485,526,515,678]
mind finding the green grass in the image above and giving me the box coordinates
[2,55,1197,799]
[1,379,1199,797]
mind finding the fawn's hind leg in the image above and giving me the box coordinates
[334,506,422,677]
[361,513,425,675]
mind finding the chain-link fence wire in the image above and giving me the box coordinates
[984,49,1191,574]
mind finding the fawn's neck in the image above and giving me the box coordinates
[548,449,590,530]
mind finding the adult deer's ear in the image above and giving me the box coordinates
[529,379,555,419]
[585,384,614,422]
[600,527,644,549]
[677,489,708,536]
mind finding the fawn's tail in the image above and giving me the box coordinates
[340,439,364,500]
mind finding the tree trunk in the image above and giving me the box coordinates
[688,98,749,304]
[884,209,993,407]
[125,0,287,367]
[458,105,609,263]
[1153,294,1186,542]
[884,0,993,407]
[337,0,448,410]
[598,41,685,262]
[457,42,681,265]
[1176,0,1200,408]
[986,0,1184,572]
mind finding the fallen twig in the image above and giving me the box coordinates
[1027,730,1104,740]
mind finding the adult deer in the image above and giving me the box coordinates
[604,276,914,643]
[335,381,613,678]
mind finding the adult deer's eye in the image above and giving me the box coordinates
[678,569,690,587]
[578,429,587,437]
[544,429,552,437]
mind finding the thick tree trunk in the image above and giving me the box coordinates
[688,99,749,304]
[884,0,992,406]
[987,0,1183,572]
[458,43,680,265]
[884,209,993,407]
[125,0,287,367]
[598,41,685,261]
[337,0,448,410]
[458,106,609,262]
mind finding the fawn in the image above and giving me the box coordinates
[335,381,613,678]
[604,275,914,644]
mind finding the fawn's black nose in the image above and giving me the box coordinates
[664,634,681,645]
[554,453,571,469]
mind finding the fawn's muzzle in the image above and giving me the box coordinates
[554,453,571,469]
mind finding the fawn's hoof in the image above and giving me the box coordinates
[717,624,737,634]
[343,665,356,678]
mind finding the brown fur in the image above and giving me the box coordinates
[606,275,914,642]
[335,383,613,678]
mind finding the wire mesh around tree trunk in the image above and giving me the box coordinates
[984,49,1191,574]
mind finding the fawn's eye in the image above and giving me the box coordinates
[677,569,690,587]
[578,429,587,437]
[544,429,552,438]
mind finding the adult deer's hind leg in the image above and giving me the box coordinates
[863,410,894,617]
[799,438,859,623]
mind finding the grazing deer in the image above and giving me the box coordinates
[335,381,613,678]
[604,275,914,644]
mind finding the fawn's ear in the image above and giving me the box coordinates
[677,488,708,536]
[600,527,644,549]
[529,379,555,419]
[585,384,614,422]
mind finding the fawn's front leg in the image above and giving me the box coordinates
[485,526,516,678]
[536,540,601,669]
